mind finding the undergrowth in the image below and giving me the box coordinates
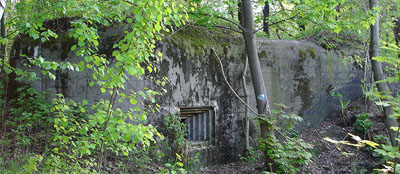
[257,104,313,174]
[0,86,166,173]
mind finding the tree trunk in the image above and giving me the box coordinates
[241,0,275,169]
[241,0,271,139]
[241,55,249,151]
[263,1,270,37]
[369,0,399,146]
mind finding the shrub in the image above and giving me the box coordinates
[257,105,313,174]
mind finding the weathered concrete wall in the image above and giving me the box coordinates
[250,39,362,129]
[11,27,363,166]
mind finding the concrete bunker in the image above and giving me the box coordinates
[11,26,364,167]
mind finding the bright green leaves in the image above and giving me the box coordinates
[129,98,137,105]
[5,0,189,171]
[154,23,162,32]
[69,20,100,57]
[258,109,313,173]
[373,45,400,86]
[51,96,159,169]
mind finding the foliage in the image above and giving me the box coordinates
[163,114,187,157]
[330,91,350,115]
[369,44,400,173]
[161,153,187,174]
[1,0,398,172]
[325,42,400,173]
[1,0,191,172]
[354,113,373,135]
[0,154,44,174]
[2,86,53,154]
[325,133,400,173]
[0,86,163,173]
[239,147,261,163]
[257,104,313,174]
[161,114,200,173]
[49,94,161,172]
[0,87,50,173]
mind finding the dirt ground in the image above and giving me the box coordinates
[199,99,387,174]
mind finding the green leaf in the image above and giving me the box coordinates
[117,119,125,124]
[71,45,77,51]
[154,23,161,32]
[3,66,12,74]
[31,33,39,40]
[49,73,56,80]
[79,128,87,135]
[147,66,152,72]
[176,162,184,167]
[78,40,85,47]
[130,98,137,105]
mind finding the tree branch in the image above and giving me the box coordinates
[254,13,300,34]
[211,48,258,115]
[215,15,245,32]
[189,12,245,32]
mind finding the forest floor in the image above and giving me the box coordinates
[199,99,387,174]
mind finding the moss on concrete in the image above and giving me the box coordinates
[165,26,243,59]
[307,47,316,59]
[299,49,308,60]
[258,50,267,59]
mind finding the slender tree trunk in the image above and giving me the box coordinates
[241,0,275,169]
[1,10,5,53]
[0,9,6,160]
[241,55,250,151]
[263,1,270,37]
[241,0,273,143]
[369,0,399,146]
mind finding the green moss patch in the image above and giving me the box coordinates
[164,26,243,59]
[307,47,316,59]
[299,49,308,60]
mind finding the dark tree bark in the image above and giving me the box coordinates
[238,1,244,27]
[369,0,399,146]
[263,1,270,37]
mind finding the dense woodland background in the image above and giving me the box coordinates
[0,0,400,173]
